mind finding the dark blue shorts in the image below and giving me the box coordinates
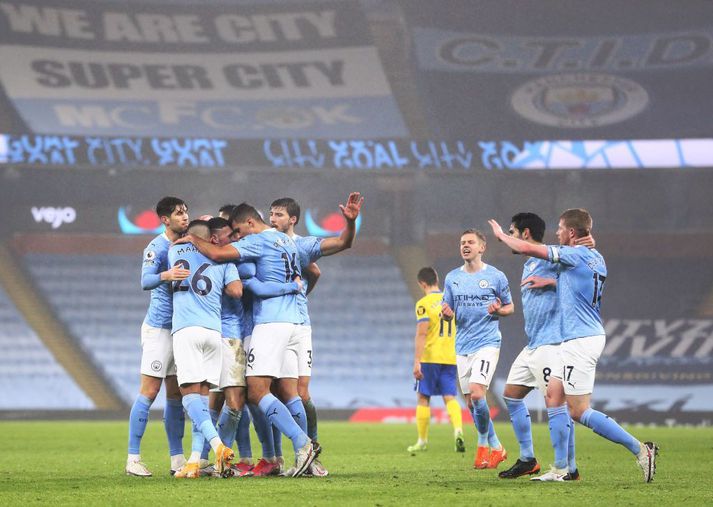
[415,363,457,397]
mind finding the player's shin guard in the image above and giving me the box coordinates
[445,399,463,433]
[568,417,577,473]
[217,406,242,448]
[248,402,275,459]
[128,394,153,455]
[303,398,319,442]
[236,406,252,459]
[163,397,185,458]
[504,397,534,460]
[547,405,570,469]
[286,396,308,434]
[258,393,309,452]
[416,405,430,443]
[472,398,491,446]
[580,408,640,455]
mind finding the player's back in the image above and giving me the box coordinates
[417,291,456,365]
[232,229,301,325]
[521,257,561,349]
[168,243,238,334]
[548,245,607,341]
[443,264,511,355]
[142,233,172,329]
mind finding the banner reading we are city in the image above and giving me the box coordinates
[0,0,407,138]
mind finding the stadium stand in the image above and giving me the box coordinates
[0,284,94,409]
[23,252,148,407]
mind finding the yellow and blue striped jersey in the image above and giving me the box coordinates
[415,291,456,365]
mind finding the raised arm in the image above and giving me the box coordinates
[319,192,364,256]
[488,219,549,260]
[174,234,240,262]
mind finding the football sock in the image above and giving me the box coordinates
[580,408,640,455]
[568,417,577,473]
[487,420,501,449]
[217,406,242,448]
[163,397,185,458]
[201,408,218,461]
[182,393,221,451]
[128,394,153,455]
[248,402,275,459]
[272,422,283,457]
[472,398,490,446]
[286,396,308,433]
[504,397,534,460]
[416,405,430,443]
[303,398,319,442]
[190,420,205,461]
[258,393,309,452]
[445,399,463,433]
[547,405,570,469]
[236,406,252,459]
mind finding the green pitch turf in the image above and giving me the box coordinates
[1,421,711,506]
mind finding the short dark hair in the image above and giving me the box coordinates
[560,208,592,238]
[510,212,546,242]
[218,204,237,216]
[229,203,265,225]
[270,197,301,225]
[208,217,230,233]
[461,228,486,244]
[417,267,438,286]
[187,219,210,239]
[155,196,186,218]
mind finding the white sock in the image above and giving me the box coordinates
[209,436,223,452]
[127,454,140,463]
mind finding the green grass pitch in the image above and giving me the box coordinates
[1,420,711,506]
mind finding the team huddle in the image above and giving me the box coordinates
[125,192,364,478]
[409,209,659,483]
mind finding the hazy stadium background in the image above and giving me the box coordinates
[0,0,711,427]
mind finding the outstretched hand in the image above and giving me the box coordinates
[339,192,364,222]
[488,219,505,240]
[521,276,555,290]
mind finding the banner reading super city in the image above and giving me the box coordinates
[0,0,406,138]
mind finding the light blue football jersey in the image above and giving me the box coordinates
[442,263,512,355]
[521,257,562,349]
[168,243,240,334]
[232,229,302,325]
[141,233,172,329]
[293,234,324,327]
[221,293,243,340]
[547,245,607,341]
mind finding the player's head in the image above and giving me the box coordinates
[460,229,486,261]
[218,204,237,220]
[208,217,232,246]
[510,212,546,251]
[156,196,189,234]
[416,267,439,291]
[269,197,300,233]
[229,203,266,239]
[187,219,210,241]
[557,208,592,246]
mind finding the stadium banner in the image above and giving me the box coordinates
[0,0,406,137]
[2,133,713,170]
[400,0,713,143]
